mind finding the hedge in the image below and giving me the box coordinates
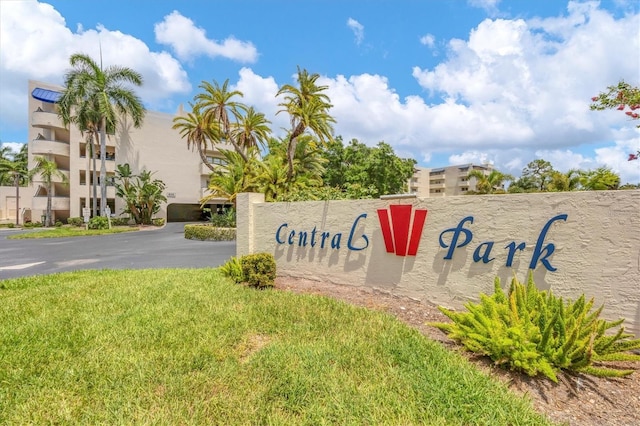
[184,224,236,241]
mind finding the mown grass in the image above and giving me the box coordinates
[7,226,140,239]
[0,269,554,425]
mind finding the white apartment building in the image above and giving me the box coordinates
[408,164,496,197]
[1,80,230,225]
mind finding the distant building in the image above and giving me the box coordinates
[407,163,496,197]
[0,80,231,225]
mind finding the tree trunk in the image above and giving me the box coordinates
[198,142,215,172]
[45,182,52,227]
[100,118,107,216]
[286,123,305,181]
[92,138,98,217]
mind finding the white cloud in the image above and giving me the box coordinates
[347,18,365,45]
[0,0,191,138]
[232,68,289,133]
[155,11,257,63]
[0,142,25,155]
[407,3,639,181]
[468,0,502,15]
[419,34,435,48]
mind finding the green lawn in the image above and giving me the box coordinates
[0,269,554,425]
[7,226,140,239]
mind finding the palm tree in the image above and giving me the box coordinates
[547,169,581,192]
[172,103,221,172]
[201,150,259,208]
[229,106,271,156]
[256,155,289,201]
[31,156,68,227]
[468,169,514,194]
[277,67,335,181]
[58,53,145,216]
[195,79,248,160]
[0,146,32,225]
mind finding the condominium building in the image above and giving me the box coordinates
[408,163,496,197]
[2,80,231,225]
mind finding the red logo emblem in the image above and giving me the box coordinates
[376,205,428,256]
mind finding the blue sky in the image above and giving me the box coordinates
[1,0,639,183]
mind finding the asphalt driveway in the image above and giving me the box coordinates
[0,223,236,280]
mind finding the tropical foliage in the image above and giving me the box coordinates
[113,163,167,225]
[30,156,68,227]
[431,274,640,383]
[467,169,514,194]
[277,67,336,181]
[58,53,145,217]
[0,144,31,225]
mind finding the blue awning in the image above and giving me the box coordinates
[31,87,62,103]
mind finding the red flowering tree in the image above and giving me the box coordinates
[590,81,640,161]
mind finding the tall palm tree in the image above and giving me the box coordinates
[277,67,335,181]
[0,146,32,225]
[172,103,221,172]
[31,156,68,227]
[58,53,145,216]
[195,79,248,160]
[229,106,271,156]
[468,169,514,194]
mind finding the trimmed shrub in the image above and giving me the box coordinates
[54,221,63,227]
[110,217,131,226]
[88,216,109,230]
[67,217,84,227]
[241,253,276,289]
[184,224,236,241]
[430,273,640,382]
[152,218,165,227]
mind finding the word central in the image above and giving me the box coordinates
[275,213,369,251]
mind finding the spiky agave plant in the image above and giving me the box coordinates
[430,273,640,382]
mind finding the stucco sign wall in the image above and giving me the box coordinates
[237,191,640,335]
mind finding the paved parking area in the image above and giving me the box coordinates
[0,223,235,280]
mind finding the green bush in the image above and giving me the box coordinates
[110,217,131,226]
[184,224,236,241]
[55,221,63,227]
[219,257,244,284]
[209,208,236,228]
[88,216,109,230]
[67,217,84,227]
[241,253,276,289]
[152,218,165,227]
[430,273,640,382]
[7,223,15,229]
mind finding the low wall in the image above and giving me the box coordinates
[237,191,640,335]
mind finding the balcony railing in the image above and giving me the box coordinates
[30,139,70,157]
[31,110,64,129]
[32,196,71,211]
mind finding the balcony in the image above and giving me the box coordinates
[430,182,446,189]
[31,110,64,130]
[30,139,70,157]
[32,196,70,211]
[33,169,70,184]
